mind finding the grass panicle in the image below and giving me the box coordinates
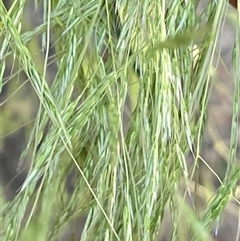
[0,1,239,241]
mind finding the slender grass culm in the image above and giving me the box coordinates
[0,0,239,241]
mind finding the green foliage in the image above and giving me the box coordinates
[0,0,239,241]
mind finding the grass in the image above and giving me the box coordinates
[0,0,239,241]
